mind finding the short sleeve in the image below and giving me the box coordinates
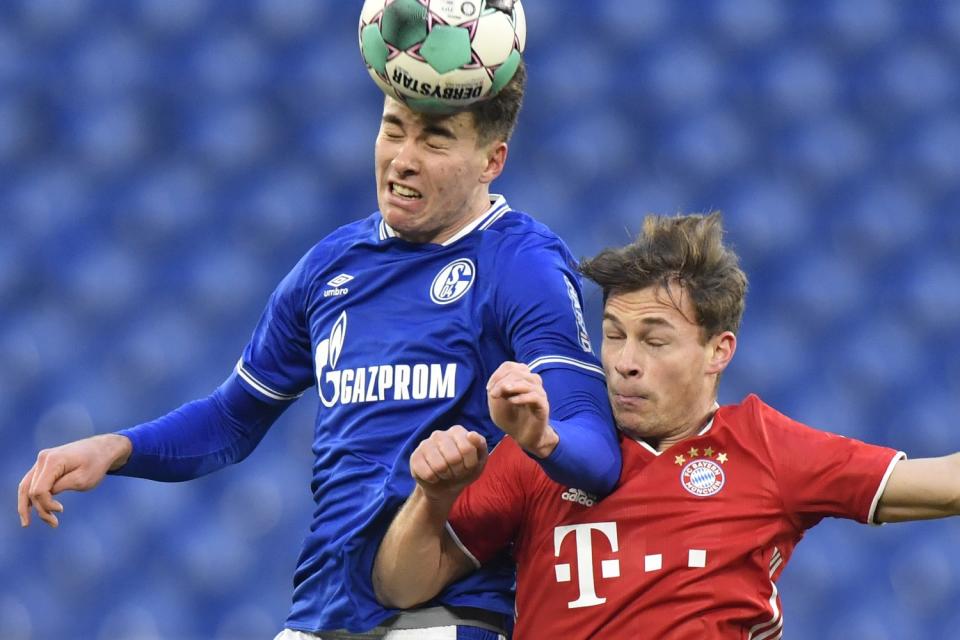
[493,233,604,379]
[235,251,316,404]
[752,397,904,528]
[448,437,533,566]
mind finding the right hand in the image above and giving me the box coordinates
[410,426,488,500]
[17,434,132,528]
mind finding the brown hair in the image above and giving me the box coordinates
[579,212,748,340]
[467,61,526,145]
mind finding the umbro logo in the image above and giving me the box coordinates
[561,487,597,507]
[324,273,354,298]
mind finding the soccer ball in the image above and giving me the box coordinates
[359,0,526,113]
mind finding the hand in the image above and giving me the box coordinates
[18,434,132,528]
[486,362,559,458]
[410,426,488,501]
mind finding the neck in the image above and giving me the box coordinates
[648,400,719,453]
[394,191,494,245]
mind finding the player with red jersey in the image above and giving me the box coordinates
[434,396,900,638]
[373,213,958,639]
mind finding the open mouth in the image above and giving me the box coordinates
[390,182,422,200]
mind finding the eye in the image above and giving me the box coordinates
[646,339,667,348]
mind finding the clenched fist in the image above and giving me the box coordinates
[487,361,559,457]
[410,426,488,500]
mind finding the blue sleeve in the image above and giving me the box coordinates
[493,232,621,496]
[235,251,316,404]
[110,373,289,481]
[494,233,601,377]
[535,367,621,496]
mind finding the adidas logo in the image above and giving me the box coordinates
[560,487,597,507]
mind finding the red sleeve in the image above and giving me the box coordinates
[747,395,904,529]
[447,437,533,566]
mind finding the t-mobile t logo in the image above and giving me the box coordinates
[553,522,620,609]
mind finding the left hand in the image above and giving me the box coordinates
[486,362,559,458]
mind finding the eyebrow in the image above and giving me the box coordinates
[382,114,457,140]
[602,313,675,330]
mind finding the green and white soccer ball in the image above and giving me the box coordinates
[359,0,526,113]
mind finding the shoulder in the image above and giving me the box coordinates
[717,393,842,449]
[479,209,578,273]
[297,213,382,270]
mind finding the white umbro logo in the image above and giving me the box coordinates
[327,274,354,288]
[324,273,354,298]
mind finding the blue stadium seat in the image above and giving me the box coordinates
[4,2,958,637]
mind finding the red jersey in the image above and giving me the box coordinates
[448,395,904,639]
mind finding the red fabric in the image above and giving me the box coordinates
[449,394,901,639]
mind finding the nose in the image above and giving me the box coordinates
[390,139,420,177]
[612,341,643,379]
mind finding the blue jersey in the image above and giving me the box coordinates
[114,196,619,633]
[236,197,606,631]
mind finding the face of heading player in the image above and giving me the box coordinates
[601,283,736,448]
[375,98,508,245]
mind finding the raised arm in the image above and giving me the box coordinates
[373,426,485,609]
[487,362,620,495]
[875,454,960,523]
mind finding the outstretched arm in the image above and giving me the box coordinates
[488,362,620,495]
[17,373,288,528]
[875,454,960,523]
[18,434,132,528]
[373,426,484,609]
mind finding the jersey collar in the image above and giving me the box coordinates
[629,402,721,456]
[377,195,510,246]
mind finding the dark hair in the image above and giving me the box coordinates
[467,60,526,145]
[579,212,748,340]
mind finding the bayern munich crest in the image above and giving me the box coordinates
[680,458,726,497]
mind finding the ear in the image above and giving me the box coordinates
[479,141,508,184]
[705,331,736,376]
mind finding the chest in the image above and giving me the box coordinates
[304,247,504,410]
[517,438,792,609]
[308,249,492,358]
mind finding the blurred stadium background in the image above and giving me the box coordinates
[3,0,959,638]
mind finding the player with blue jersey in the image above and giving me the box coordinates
[17,64,621,638]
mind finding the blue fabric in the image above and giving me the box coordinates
[112,373,287,481]
[536,367,620,495]
[112,202,620,633]
[456,626,506,640]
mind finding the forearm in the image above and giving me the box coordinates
[876,453,960,523]
[374,486,474,609]
[536,368,622,496]
[111,373,288,481]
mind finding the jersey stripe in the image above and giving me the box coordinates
[526,355,605,378]
[445,522,481,569]
[747,547,784,640]
[440,195,509,246]
[477,203,510,231]
[379,218,397,241]
[235,359,304,402]
[378,195,509,245]
[868,451,907,525]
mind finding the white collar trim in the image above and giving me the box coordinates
[629,402,721,456]
[379,195,509,245]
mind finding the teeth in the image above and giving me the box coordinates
[392,183,422,199]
